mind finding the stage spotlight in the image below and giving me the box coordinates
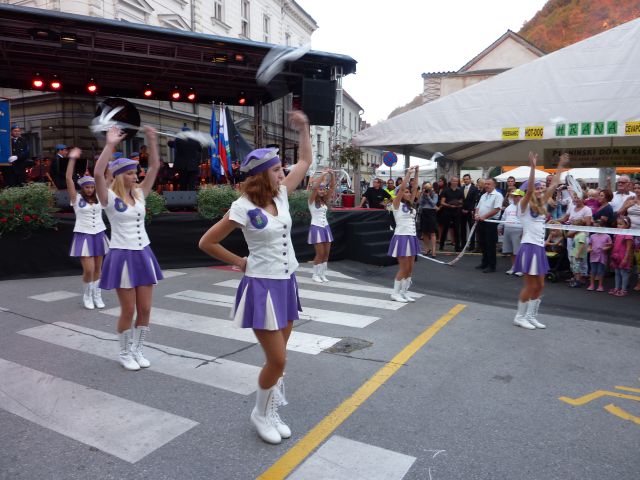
[233,53,246,63]
[170,86,181,100]
[143,84,153,97]
[238,92,247,106]
[187,89,196,102]
[32,74,44,89]
[50,75,62,91]
[86,78,98,94]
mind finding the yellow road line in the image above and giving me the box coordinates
[614,385,640,394]
[604,404,640,425]
[258,303,467,480]
[559,390,640,406]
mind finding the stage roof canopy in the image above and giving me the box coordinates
[0,4,356,106]
[354,17,640,168]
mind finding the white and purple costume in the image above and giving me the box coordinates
[69,195,109,257]
[387,202,420,257]
[230,185,302,330]
[99,188,163,289]
[307,200,333,244]
[513,203,549,275]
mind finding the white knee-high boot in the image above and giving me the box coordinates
[271,377,291,438]
[91,281,105,309]
[131,326,151,368]
[513,301,535,329]
[312,263,323,283]
[118,329,140,370]
[82,282,95,310]
[525,298,545,328]
[400,278,416,302]
[250,384,282,444]
[391,279,408,302]
[320,262,330,283]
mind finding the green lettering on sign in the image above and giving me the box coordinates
[556,124,566,136]
[581,123,592,135]
[607,121,618,135]
[594,122,605,135]
[568,123,579,136]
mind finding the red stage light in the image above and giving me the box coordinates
[50,75,62,90]
[32,74,44,89]
[170,86,181,100]
[187,89,196,102]
[86,79,98,94]
[143,84,153,97]
[238,92,247,105]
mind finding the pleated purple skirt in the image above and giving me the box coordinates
[233,274,302,331]
[307,224,334,244]
[99,245,164,289]
[69,231,109,257]
[514,243,549,276]
[388,234,420,257]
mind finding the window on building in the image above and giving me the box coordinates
[263,14,270,42]
[241,0,250,38]
[214,0,223,21]
[285,32,291,46]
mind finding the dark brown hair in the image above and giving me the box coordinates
[240,170,279,208]
[601,189,613,202]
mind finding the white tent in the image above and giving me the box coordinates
[494,167,548,182]
[560,168,619,182]
[375,157,436,178]
[354,18,640,168]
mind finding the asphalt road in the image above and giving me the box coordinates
[0,259,638,480]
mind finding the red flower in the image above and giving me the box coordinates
[31,214,39,220]
[23,215,32,222]
[14,204,22,210]
[0,218,7,223]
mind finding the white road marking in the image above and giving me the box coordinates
[18,323,261,395]
[0,357,197,464]
[161,270,187,278]
[294,276,423,298]
[289,435,416,480]
[28,291,80,302]
[101,307,340,355]
[167,290,380,328]
[296,266,354,279]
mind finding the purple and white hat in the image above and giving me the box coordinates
[240,148,280,176]
[108,158,138,176]
[77,176,95,187]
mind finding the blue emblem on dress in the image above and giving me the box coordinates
[78,198,87,208]
[402,203,410,213]
[248,208,268,229]
[114,197,128,212]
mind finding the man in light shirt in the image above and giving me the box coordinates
[610,175,636,212]
[474,178,504,273]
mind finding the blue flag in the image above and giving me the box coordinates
[209,105,223,180]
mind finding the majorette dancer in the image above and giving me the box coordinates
[94,126,164,371]
[66,148,109,310]
[388,166,420,302]
[308,169,335,283]
[199,111,312,444]
[513,152,569,329]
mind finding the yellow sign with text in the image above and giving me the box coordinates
[625,121,640,135]
[502,127,520,140]
[524,126,544,139]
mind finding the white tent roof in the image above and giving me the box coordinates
[494,167,548,182]
[560,168,619,182]
[354,18,640,167]
[375,157,436,176]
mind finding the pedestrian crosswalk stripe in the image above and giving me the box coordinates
[0,357,197,464]
[101,307,341,355]
[167,290,380,328]
[294,276,423,298]
[288,435,416,480]
[29,291,80,302]
[215,280,405,310]
[17,323,261,395]
[295,267,354,280]
[162,270,188,278]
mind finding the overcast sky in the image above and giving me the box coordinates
[296,0,548,124]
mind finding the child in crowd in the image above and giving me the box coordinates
[568,219,588,287]
[587,219,612,291]
[544,221,565,253]
[584,189,601,214]
[609,216,634,296]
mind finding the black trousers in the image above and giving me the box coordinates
[439,209,462,250]
[477,221,498,269]
[178,170,199,191]
[461,211,476,248]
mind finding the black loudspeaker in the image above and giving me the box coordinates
[301,79,336,126]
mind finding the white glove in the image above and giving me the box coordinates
[8,155,17,163]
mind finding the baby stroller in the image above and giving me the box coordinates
[545,240,572,282]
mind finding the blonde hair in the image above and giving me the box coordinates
[110,174,141,204]
[528,192,547,216]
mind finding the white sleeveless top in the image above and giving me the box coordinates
[518,203,546,247]
[102,189,150,250]
[72,196,107,234]
[393,202,417,236]
[309,201,329,227]
[229,185,299,279]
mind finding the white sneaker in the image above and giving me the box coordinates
[505,269,514,275]
[82,282,95,310]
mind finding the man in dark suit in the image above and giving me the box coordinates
[461,173,479,250]
[50,144,69,189]
[170,127,203,191]
[6,124,30,186]
[439,176,464,252]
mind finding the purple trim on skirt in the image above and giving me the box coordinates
[69,231,109,257]
[233,274,302,330]
[387,234,420,257]
[514,243,549,276]
[307,224,334,244]
[99,245,164,289]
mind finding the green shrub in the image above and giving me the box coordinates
[145,191,168,224]
[197,185,240,220]
[0,183,59,237]
[288,189,311,223]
